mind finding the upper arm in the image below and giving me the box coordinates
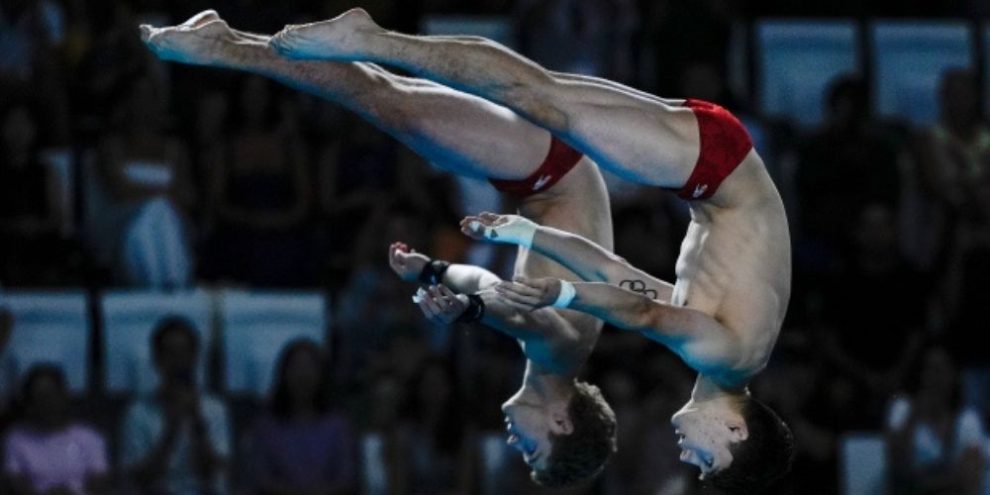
[601,261,674,303]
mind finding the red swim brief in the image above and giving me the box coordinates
[674,99,753,201]
[489,136,583,198]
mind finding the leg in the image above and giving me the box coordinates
[270,9,701,187]
[140,12,550,181]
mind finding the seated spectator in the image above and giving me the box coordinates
[943,171,990,412]
[120,316,230,495]
[0,308,13,423]
[906,68,990,271]
[0,99,78,286]
[3,364,109,495]
[94,73,195,288]
[398,358,475,495]
[797,75,901,270]
[886,346,987,495]
[201,75,315,287]
[248,339,357,495]
[820,202,927,429]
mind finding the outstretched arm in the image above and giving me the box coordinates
[462,213,674,301]
[497,277,726,346]
[388,243,579,344]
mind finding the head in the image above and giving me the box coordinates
[0,307,12,355]
[150,316,200,389]
[910,345,961,410]
[672,395,793,493]
[939,68,979,127]
[502,381,617,488]
[270,339,329,419]
[825,74,868,129]
[19,364,70,428]
[1,101,38,160]
[852,202,898,257]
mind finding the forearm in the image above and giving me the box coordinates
[532,227,674,300]
[441,264,501,293]
[479,291,574,342]
[568,282,656,333]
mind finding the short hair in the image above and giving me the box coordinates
[270,338,330,420]
[706,396,794,494]
[150,315,200,361]
[20,363,67,404]
[531,381,617,488]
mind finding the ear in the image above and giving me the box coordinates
[549,403,574,435]
[727,415,748,442]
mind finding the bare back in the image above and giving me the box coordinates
[513,157,613,375]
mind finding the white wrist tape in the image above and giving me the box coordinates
[469,216,537,249]
[552,280,577,309]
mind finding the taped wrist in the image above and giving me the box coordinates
[457,294,486,323]
[418,259,450,285]
[469,217,537,248]
[552,280,577,309]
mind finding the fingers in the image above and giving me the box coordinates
[139,24,154,42]
[495,282,544,307]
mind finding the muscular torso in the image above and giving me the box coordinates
[669,151,791,382]
[512,157,613,375]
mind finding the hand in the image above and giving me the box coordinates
[460,212,536,246]
[388,242,430,282]
[494,276,561,310]
[414,285,469,325]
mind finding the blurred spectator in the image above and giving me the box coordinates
[796,75,901,271]
[2,364,109,495]
[641,0,733,94]
[754,361,837,495]
[94,73,194,288]
[317,116,400,270]
[248,339,357,495]
[359,372,407,495]
[886,346,988,495]
[819,202,928,428]
[906,68,990,272]
[201,75,315,287]
[515,0,639,81]
[0,99,79,286]
[121,316,230,495]
[398,357,476,495]
[0,307,15,431]
[942,171,990,413]
[0,0,67,88]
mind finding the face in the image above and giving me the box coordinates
[502,400,566,471]
[2,106,36,155]
[285,347,321,402]
[154,328,198,385]
[28,374,69,425]
[671,401,747,479]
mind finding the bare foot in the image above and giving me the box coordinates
[140,10,239,66]
[269,8,383,61]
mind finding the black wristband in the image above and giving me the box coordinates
[457,294,486,323]
[418,259,451,285]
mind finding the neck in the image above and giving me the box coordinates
[691,375,748,404]
[512,372,575,407]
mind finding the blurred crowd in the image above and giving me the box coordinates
[2,0,990,494]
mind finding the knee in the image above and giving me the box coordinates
[502,77,571,132]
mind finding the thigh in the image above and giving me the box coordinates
[383,73,554,181]
[544,78,703,188]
